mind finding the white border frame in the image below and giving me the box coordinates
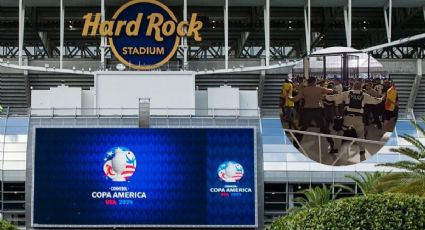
[30,126,259,228]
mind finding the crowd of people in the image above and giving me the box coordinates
[280,76,398,164]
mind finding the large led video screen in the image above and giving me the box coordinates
[32,128,257,228]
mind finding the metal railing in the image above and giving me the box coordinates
[0,107,262,119]
[283,128,387,166]
[0,106,419,120]
[409,108,416,123]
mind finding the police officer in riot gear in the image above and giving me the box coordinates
[326,80,384,161]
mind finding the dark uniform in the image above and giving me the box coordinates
[326,87,383,161]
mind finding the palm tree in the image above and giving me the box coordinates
[343,171,387,195]
[292,184,342,210]
[374,118,425,197]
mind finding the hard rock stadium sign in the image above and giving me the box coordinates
[82,0,203,70]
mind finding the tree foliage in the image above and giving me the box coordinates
[267,193,425,230]
[292,184,339,210]
[375,119,425,196]
[344,171,387,195]
[0,220,18,230]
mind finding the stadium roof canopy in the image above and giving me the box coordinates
[0,0,424,114]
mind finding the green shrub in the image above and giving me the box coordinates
[267,193,425,230]
[0,220,17,230]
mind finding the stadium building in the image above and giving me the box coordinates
[0,0,424,229]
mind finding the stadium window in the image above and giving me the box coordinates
[3,182,24,192]
[265,183,285,192]
[292,183,310,193]
[3,202,25,211]
[264,183,287,224]
[2,213,25,226]
[3,192,25,201]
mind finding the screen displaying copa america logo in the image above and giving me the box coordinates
[82,0,203,70]
[210,161,252,197]
[103,146,137,181]
[33,128,256,226]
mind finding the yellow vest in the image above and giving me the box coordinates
[281,82,295,107]
[385,86,397,111]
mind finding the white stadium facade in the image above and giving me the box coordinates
[0,0,424,229]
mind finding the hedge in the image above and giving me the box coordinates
[267,193,425,230]
[0,220,17,230]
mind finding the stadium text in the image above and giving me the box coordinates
[122,47,165,55]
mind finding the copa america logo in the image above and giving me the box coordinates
[217,161,244,183]
[103,147,137,182]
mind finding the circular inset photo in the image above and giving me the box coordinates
[279,47,397,166]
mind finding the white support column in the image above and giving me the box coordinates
[264,0,270,66]
[100,0,106,70]
[384,0,392,43]
[224,0,229,69]
[183,0,188,69]
[304,0,311,54]
[60,0,64,69]
[343,0,352,47]
[18,0,25,66]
